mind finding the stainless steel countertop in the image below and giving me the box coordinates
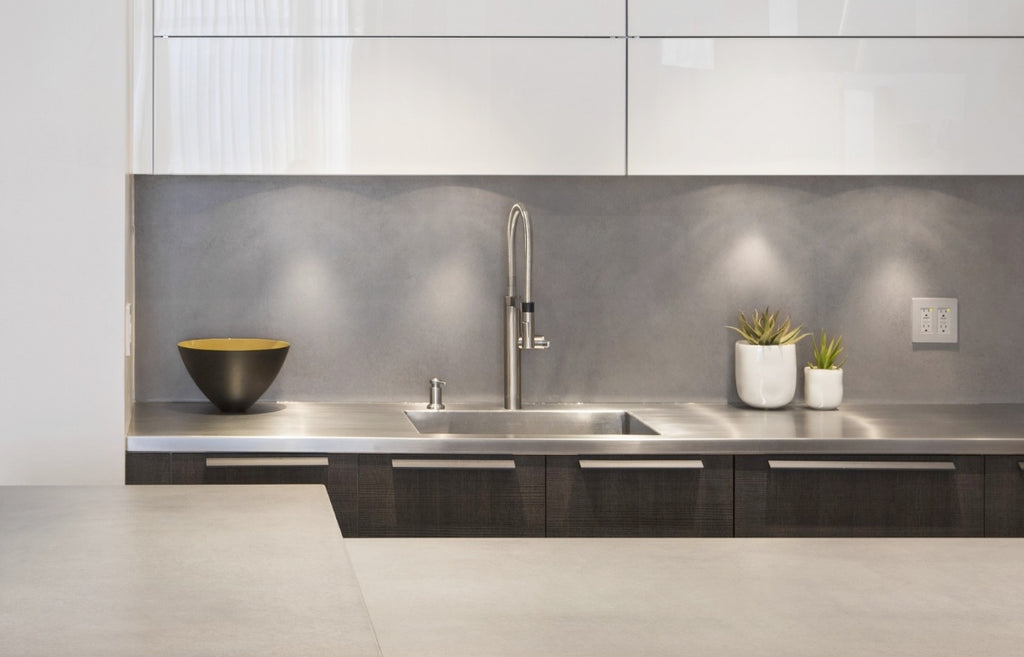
[128,401,1024,454]
[0,485,381,657]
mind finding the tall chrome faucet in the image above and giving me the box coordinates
[505,202,550,409]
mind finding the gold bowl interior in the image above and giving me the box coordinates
[177,338,290,412]
[177,338,290,352]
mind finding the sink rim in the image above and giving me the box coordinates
[404,408,660,437]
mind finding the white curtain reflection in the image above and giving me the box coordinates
[163,37,352,172]
[156,0,351,34]
[837,0,851,34]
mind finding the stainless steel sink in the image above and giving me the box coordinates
[405,410,659,436]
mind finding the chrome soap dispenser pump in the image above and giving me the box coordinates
[426,377,446,411]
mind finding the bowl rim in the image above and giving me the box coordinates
[177,338,289,352]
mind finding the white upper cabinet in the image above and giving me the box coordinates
[133,0,153,173]
[154,38,625,174]
[156,0,623,36]
[629,38,1024,175]
[629,0,1024,36]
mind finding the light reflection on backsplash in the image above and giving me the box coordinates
[134,175,1024,404]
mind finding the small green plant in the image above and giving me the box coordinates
[727,307,809,346]
[808,330,846,369]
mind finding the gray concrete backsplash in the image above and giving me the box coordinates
[134,176,1024,404]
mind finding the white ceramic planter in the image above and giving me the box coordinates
[804,367,844,410]
[734,342,796,409]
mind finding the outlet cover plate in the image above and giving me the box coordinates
[912,297,957,344]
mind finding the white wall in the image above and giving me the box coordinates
[0,2,128,484]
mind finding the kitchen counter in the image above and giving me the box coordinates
[128,401,1024,454]
[346,537,1024,657]
[5,486,1023,657]
[0,485,380,657]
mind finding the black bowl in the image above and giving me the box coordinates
[177,338,290,412]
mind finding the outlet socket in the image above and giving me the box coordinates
[912,297,957,344]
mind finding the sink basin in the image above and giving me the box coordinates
[405,410,659,436]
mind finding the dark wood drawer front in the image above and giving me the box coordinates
[125,453,172,484]
[546,456,733,537]
[985,456,1024,536]
[735,455,984,537]
[170,453,359,537]
[172,454,330,485]
[358,455,545,537]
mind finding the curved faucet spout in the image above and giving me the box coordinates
[506,202,532,303]
[504,202,550,410]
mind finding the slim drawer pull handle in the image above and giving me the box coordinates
[768,460,955,471]
[391,459,516,470]
[205,457,329,468]
[579,459,704,470]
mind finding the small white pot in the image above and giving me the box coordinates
[735,342,796,409]
[804,367,843,410]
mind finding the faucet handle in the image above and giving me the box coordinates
[518,336,551,350]
[520,302,536,349]
[427,377,446,410]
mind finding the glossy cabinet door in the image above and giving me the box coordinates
[629,38,1024,175]
[734,455,984,537]
[154,37,625,174]
[629,0,1024,36]
[133,0,153,173]
[155,0,623,36]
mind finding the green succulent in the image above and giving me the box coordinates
[808,330,846,370]
[728,307,810,346]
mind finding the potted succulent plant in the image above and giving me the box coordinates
[728,307,809,409]
[804,331,846,410]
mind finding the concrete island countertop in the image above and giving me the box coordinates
[6,486,1024,657]
[0,485,380,657]
[128,401,1024,455]
[345,536,1024,657]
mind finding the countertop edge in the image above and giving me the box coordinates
[127,401,1024,455]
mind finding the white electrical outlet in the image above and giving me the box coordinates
[912,297,957,344]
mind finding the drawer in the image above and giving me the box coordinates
[735,455,984,537]
[125,452,172,485]
[546,455,733,537]
[173,454,331,484]
[171,453,358,537]
[984,456,1024,536]
[358,454,545,537]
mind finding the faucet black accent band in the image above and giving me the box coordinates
[521,302,534,312]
